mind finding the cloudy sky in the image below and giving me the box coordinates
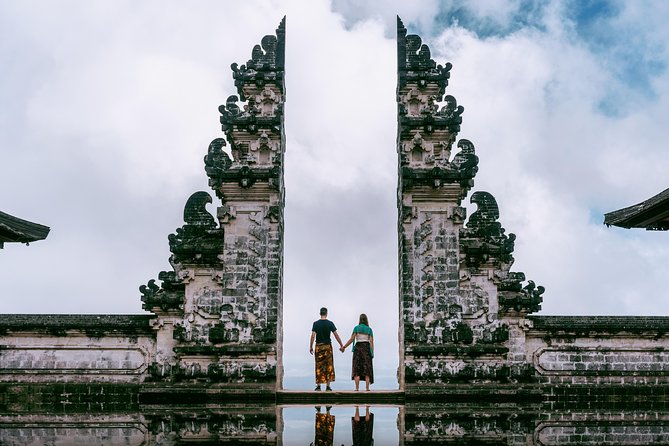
[2,0,669,389]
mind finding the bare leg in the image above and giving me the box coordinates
[354,375,360,391]
[365,376,370,391]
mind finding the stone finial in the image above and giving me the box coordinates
[139,271,185,312]
[499,278,545,315]
[451,139,479,177]
[183,191,216,228]
[397,16,452,96]
[210,19,286,199]
[460,191,515,268]
[459,192,545,315]
[231,17,286,101]
[140,192,223,310]
[167,191,224,265]
[204,138,232,188]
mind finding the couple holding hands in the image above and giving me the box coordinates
[309,307,374,392]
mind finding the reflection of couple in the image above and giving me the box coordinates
[309,308,374,391]
[352,406,374,446]
[311,406,374,446]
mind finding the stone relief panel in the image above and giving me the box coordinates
[535,348,669,375]
[403,211,463,345]
[0,426,148,446]
[535,423,669,446]
[0,347,147,374]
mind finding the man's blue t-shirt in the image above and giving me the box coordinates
[312,319,337,344]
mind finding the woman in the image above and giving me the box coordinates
[340,314,374,391]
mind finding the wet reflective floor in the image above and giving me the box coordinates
[3,384,669,444]
[4,405,669,445]
[283,405,398,445]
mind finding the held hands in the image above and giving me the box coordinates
[339,346,345,353]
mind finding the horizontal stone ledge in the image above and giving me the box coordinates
[139,385,276,404]
[400,167,474,182]
[173,344,275,355]
[277,390,405,405]
[406,344,509,357]
[398,116,462,129]
[552,387,669,397]
[0,314,155,335]
[528,315,669,334]
[404,384,543,402]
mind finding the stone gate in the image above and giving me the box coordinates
[1,17,669,401]
[138,17,286,391]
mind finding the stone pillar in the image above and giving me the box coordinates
[140,18,286,393]
[396,17,543,392]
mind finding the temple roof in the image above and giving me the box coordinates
[604,187,669,230]
[0,210,50,248]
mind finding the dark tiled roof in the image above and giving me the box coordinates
[529,315,669,334]
[0,210,50,247]
[603,188,669,230]
[0,314,155,335]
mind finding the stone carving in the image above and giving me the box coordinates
[140,271,185,312]
[460,191,515,268]
[398,16,546,388]
[459,192,544,316]
[498,279,545,315]
[397,17,452,95]
[231,17,285,100]
[167,191,224,265]
[136,19,286,388]
[451,139,479,178]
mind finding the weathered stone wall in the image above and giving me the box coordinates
[0,315,155,383]
[524,316,669,385]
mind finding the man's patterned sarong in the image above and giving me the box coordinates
[314,411,335,446]
[315,343,335,384]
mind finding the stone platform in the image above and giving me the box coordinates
[277,390,405,405]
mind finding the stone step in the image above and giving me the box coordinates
[277,390,405,405]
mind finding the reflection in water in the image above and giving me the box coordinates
[4,385,669,444]
[307,406,377,446]
[283,405,395,445]
[352,406,374,446]
[3,405,669,445]
[312,406,335,446]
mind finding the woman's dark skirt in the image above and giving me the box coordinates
[351,341,374,383]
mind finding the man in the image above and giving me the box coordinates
[309,307,344,391]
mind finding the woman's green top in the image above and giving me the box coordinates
[352,324,374,357]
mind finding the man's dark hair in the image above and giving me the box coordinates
[320,307,328,316]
